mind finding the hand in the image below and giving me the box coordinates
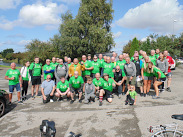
[43,95,47,100]
[50,92,53,96]
[69,74,72,77]
[164,73,167,75]
[10,77,15,80]
[112,83,116,87]
[46,70,50,72]
[20,83,22,88]
[142,76,144,80]
[81,61,84,65]
[41,75,43,78]
[130,76,133,81]
[96,86,99,90]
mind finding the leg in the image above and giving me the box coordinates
[22,80,25,97]
[78,91,82,100]
[24,81,29,96]
[167,77,172,88]
[9,93,13,102]
[147,80,152,93]
[122,82,125,94]
[35,85,39,96]
[17,92,21,101]
[99,89,105,102]
[118,84,122,95]
[153,81,162,97]
[31,85,35,96]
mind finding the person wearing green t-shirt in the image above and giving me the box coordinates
[148,62,166,99]
[93,73,104,94]
[111,57,116,67]
[149,50,157,65]
[5,62,23,104]
[125,85,137,105]
[91,56,101,78]
[98,54,104,76]
[67,57,72,69]
[141,56,153,97]
[155,48,160,59]
[102,56,115,78]
[43,59,54,80]
[116,55,126,70]
[81,55,93,81]
[29,57,42,99]
[99,73,116,106]
[20,61,31,101]
[69,71,84,104]
[55,77,71,101]
[50,57,59,69]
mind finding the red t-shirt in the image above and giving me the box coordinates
[166,56,174,72]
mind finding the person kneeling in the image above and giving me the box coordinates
[41,75,56,104]
[99,73,116,106]
[55,77,71,101]
[125,84,137,105]
[84,77,95,104]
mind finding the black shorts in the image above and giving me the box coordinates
[104,89,112,99]
[31,76,41,85]
[157,77,166,82]
[70,87,83,93]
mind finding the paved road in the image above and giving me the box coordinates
[0,65,183,137]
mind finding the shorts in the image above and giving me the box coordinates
[9,83,21,93]
[70,87,83,93]
[136,80,143,87]
[166,72,172,78]
[31,76,41,85]
[104,89,113,99]
[144,76,153,80]
[157,77,166,82]
[126,76,136,86]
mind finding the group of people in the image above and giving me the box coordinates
[4,49,174,106]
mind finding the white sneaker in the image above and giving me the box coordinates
[50,99,54,103]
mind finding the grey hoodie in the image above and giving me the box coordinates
[124,62,136,77]
[55,64,68,83]
[156,59,168,73]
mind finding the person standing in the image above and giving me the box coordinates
[69,58,85,77]
[155,49,160,59]
[116,55,126,70]
[164,50,174,92]
[5,62,23,104]
[43,59,54,80]
[91,55,101,78]
[149,50,156,65]
[20,61,31,101]
[102,56,115,78]
[29,57,42,99]
[98,54,104,76]
[55,59,68,84]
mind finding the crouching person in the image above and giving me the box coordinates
[55,76,71,101]
[99,73,116,106]
[84,77,95,104]
[125,84,137,105]
[69,71,84,104]
[41,75,56,104]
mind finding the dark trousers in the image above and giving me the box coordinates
[126,95,134,105]
[22,80,28,96]
[43,94,54,104]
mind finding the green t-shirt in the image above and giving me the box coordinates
[5,69,20,85]
[131,57,134,61]
[129,90,137,99]
[82,60,92,76]
[29,63,42,76]
[155,54,159,59]
[116,60,126,70]
[139,55,143,60]
[101,78,115,92]
[69,76,84,89]
[149,55,157,65]
[97,59,104,68]
[93,78,104,87]
[102,62,115,78]
[22,67,29,81]
[50,62,59,69]
[91,61,101,74]
[57,80,69,92]
[43,64,54,79]
[68,63,72,68]
[142,63,153,77]
[153,67,166,79]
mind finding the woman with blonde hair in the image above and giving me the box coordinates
[147,62,166,99]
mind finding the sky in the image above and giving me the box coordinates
[0,0,183,55]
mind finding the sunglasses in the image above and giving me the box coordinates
[116,69,120,70]
[47,78,51,79]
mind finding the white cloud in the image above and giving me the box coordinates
[57,0,80,5]
[19,2,67,27]
[0,0,21,10]
[113,31,122,39]
[6,33,25,38]
[116,0,183,33]
[0,2,67,30]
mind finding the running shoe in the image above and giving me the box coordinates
[99,101,102,106]
[167,87,171,92]
[8,102,12,106]
[79,99,82,103]
[50,99,54,103]
[70,100,74,104]
[125,101,128,105]
[152,95,160,99]
[18,101,23,104]
[118,94,122,99]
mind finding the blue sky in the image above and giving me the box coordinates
[0,0,183,55]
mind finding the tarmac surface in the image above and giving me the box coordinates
[0,65,183,137]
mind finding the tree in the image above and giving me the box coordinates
[59,0,115,58]
[1,48,14,58]
[129,37,139,57]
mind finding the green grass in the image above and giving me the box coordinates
[0,65,21,68]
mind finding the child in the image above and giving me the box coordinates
[84,77,95,104]
[125,84,137,105]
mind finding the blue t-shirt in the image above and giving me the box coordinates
[41,80,55,95]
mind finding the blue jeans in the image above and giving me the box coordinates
[9,83,21,93]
